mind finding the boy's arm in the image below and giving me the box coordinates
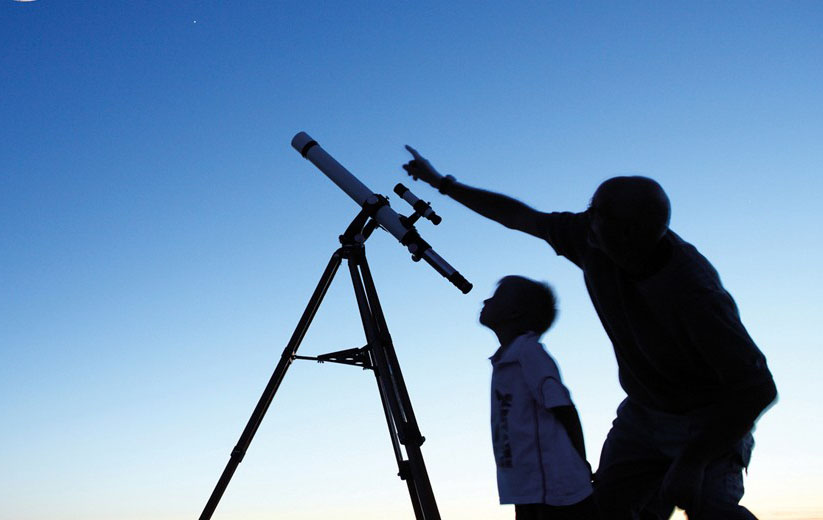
[514,342,592,473]
[552,405,590,471]
[403,145,550,238]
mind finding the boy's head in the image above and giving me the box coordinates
[480,275,557,338]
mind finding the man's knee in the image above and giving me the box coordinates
[687,505,757,520]
[594,472,666,520]
[688,443,756,520]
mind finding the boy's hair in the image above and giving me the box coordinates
[498,275,557,336]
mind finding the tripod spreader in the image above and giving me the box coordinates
[294,345,372,369]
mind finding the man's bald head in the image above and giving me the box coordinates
[591,176,671,243]
[588,176,671,273]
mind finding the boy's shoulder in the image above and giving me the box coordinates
[509,331,542,353]
[496,332,558,370]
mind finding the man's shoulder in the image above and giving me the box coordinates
[537,211,591,267]
[536,211,589,236]
[646,232,725,297]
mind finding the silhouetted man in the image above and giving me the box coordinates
[402,146,777,520]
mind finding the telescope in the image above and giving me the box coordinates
[292,132,472,294]
[199,133,460,520]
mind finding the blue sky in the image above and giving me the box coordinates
[2,2,822,519]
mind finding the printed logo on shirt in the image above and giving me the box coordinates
[493,390,513,468]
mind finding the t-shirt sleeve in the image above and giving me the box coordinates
[683,290,773,389]
[536,211,591,268]
[516,341,573,410]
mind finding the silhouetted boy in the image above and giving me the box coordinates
[481,275,597,520]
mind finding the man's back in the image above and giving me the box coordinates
[540,212,772,413]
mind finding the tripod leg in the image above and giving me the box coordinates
[369,356,427,520]
[360,257,441,519]
[347,250,441,520]
[199,250,344,520]
[371,380,427,520]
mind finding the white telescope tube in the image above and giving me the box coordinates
[291,132,472,294]
[292,132,408,241]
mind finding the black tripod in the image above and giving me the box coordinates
[199,202,442,520]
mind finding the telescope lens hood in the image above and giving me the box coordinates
[291,132,318,157]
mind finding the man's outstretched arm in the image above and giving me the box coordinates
[403,145,548,238]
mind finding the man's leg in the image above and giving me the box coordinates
[638,491,675,520]
[538,496,599,520]
[515,504,542,520]
[686,434,757,520]
[594,400,672,520]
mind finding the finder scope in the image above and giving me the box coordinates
[394,183,442,225]
[291,132,472,294]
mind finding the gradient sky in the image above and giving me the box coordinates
[2,2,822,519]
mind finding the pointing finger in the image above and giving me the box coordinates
[405,144,423,160]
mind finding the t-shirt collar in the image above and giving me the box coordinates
[489,331,538,365]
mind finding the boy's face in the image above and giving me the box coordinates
[479,281,521,330]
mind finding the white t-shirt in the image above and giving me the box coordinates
[490,332,593,505]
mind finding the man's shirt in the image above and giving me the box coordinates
[538,211,773,413]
